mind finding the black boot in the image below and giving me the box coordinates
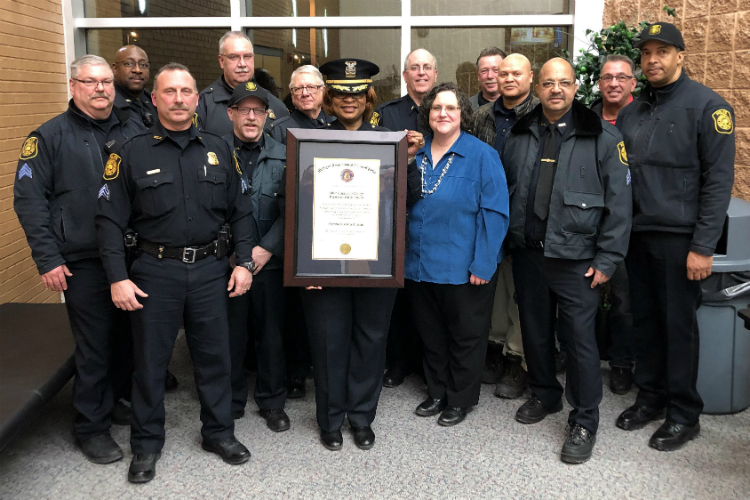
[494,354,527,399]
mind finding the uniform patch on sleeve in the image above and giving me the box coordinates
[103,154,121,180]
[370,111,380,126]
[98,184,110,201]
[18,163,32,180]
[712,109,733,134]
[20,137,38,160]
[233,155,242,175]
[617,141,628,165]
[192,113,199,127]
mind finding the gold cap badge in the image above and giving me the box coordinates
[345,61,357,78]
[246,82,257,91]
[649,25,661,35]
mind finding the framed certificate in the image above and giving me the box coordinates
[284,129,408,287]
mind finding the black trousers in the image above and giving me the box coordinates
[385,288,423,374]
[406,275,498,408]
[228,269,287,413]
[513,251,602,434]
[608,261,634,368]
[627,232,703,425]
[301,287,396,432]
[129,253,234,454]
[283,287,312,381]
[64,258,129,440]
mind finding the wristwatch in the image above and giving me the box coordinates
[237,260,256,273]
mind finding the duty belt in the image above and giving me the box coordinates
[138,238,217,263]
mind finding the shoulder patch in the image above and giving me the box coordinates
[18,163,32,180]
[233,154,242,175]
[712,109,733,134]
[370,111,380,126]
[617,141,628,165]
[192,113,199,128]
[20,137,38,160]
[103,154,121,180]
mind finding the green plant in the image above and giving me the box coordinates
[563,6,676,105]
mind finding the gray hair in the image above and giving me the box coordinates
[601,54,636,76]
[70,55,112,79]
[152,62,197,92]
[219,31,253,54]
[476,47,507,67]
[403,49,437,72]
[289,65,324,89]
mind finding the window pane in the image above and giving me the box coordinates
[83,0,230,17]
[86,29,227,90]
[411,26,571,97]
[412,0,569,16]
[250,28,400,108]
[246,0,401,17]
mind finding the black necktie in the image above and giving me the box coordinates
[533,123,559,220]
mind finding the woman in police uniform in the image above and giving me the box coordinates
[301,59,421,451]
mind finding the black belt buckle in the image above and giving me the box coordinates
[182,247,197,263]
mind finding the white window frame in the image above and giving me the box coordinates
[62,0,602,96]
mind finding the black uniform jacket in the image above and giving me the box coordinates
[14,101,141,275]
[222,132,286,271]
[372,94,428,135]
[503,100,632,277]
[114,85,156,131]
[196,76,290,137]
[95,120,254,284]
[269,109,336,145]
[616,72,735,256]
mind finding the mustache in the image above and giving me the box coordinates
[547,93,564,100]
[91,92,110,99]
[235,68,250,73]
[169,104,189,111]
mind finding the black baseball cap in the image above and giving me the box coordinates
[319,58,380,94]
[634,22,685,51]
[228,80,270,108]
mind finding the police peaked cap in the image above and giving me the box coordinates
[319,59,380,94]
[228,80,270,108]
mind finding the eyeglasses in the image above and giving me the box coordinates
[540,80,575,90]
[116,61,150,69]
[599,74,635,83]
[232,106,267,116]
[221,53,254,62]
[332,92,366,100]
[430,105,460,114]
[408,64,434,72]
[291,85,324,95]
[73,78,114,88]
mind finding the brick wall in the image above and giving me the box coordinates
[603,0,750,200]
[0,0,67,304]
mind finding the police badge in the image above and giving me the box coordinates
[345,61,357,78]
[246,82,257,91]
[20,137,38,160]
[103,154,121,180]
[617,141,628,165]
[712,109,733,134]
[207,152,219,165]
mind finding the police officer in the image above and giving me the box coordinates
[96,63,254,483]
[223,82,291,432]
[503,58,631,464]
[470,47,507,111]
[112,45,156,130]
[372,48,437,388]
[472,53,539,400]
[268,65,335,145]
[196,31,289,136]
[615,22,735,451]
[14,55,140,464]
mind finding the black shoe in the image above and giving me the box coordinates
[515,395,563,424]
[415,397,447,417]
[232,409,245,420]
[438,407,467,427]
[561,424,596,464]
[615,404,666,431]
[75,434,123,464]
[351,426,375,450]
[482,342,506,384]
[609,367,633,395]
[287,376,306,399]
[555,349,568,373]
[495,355,527,399]
[383,366,406,388]
[201,436,251,465]
[111,399,131,426]
[259,408,291,432]
[320,429,343,451]
[128,453,160,483]
[649,420,700,451]
[165,370,178,392]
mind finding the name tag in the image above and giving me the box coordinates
[147,169,161,175]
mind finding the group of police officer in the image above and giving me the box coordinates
[13,21,735,480]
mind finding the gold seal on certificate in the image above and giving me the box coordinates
[312,158,381,260]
